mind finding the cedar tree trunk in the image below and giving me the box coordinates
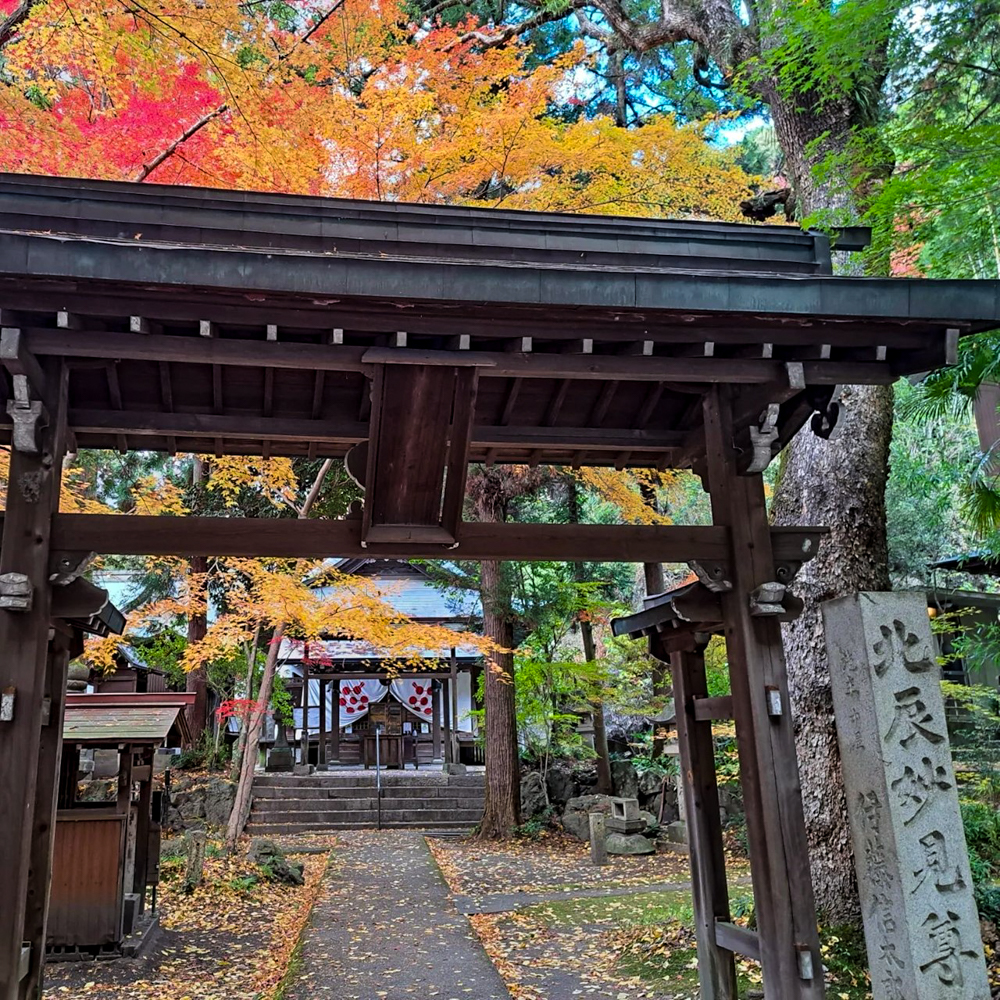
[185,553,209,744]
[765,93,894,923]
[478,557,521,837]
[581,617,613,794]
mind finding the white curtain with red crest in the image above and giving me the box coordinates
[389,678,436,723]
[338,678,388,727]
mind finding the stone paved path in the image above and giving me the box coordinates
[284,831,511,1000]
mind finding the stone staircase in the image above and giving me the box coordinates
[246,771,485,834]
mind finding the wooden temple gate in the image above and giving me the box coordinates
[0,172,998,1000]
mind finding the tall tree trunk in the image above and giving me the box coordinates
[185,554,209,744]
[478,557,521,838]
[565,475,613,791]
[643,560,670,758]
[767,96,894,923]
[580,617,613,794]
[185,457,209,743]
[225,458,334,846]
[226,625,283,848]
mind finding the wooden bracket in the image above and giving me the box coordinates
[688,559,733,593]
[809,385,842,440]
[49,550,97,586]
[745,403,780,473]
[1,328,51,453]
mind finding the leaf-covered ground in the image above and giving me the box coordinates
[428,832,698,897]
[42,835,333,1000]
[429,833,871,1000]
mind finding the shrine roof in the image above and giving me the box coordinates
[0,173,997,476]
[62,692,194,745]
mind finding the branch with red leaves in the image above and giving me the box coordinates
[135,103,228,182]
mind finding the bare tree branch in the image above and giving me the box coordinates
[135,103,228,182]
[0,0,41,48]
[279,0,348,61]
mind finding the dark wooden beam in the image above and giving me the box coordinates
[0,361,64,1000]
[23,330,895,386]
[703,385,823,999]
[673,648,738,999]
[715,921,760,962]
[692,695,734,722]
[38,514,829,564]
[21,631,71,998]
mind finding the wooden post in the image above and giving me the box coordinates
[431,680,442,762]
[330,682,340,765]
[450,649,460,763]
[702,386,824,1000]
[21,629,72,998]
[132,747,154,913]
[0,360,65,1000]
[442,678,453,766]
[318,679,327,771]
[298,678,308,767]
[672,646,737,1000]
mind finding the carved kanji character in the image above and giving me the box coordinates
[913,830,967,894]
[920,910,980,987]
[891,757,953,825]
[885,687,945,748]
[872,618,936,677]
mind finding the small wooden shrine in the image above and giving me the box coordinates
[49,691,192,956]
[1,172,998,1000]
[278,559,483,769]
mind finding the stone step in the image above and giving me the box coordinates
[250,796,484,814]
[251,784,484,801]
[246,820,479,834]
[248,807,484,824]
[252,772,484,785]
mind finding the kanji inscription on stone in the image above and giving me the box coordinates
[823,592,989,1000]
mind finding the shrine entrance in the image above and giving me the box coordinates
[1,172,998,1000]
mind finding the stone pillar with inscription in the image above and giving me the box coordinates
[823,592,989,1000]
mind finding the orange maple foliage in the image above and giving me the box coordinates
[0,0,754,217]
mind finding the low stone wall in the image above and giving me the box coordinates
[520,760,743,840]
[164,774,238,832]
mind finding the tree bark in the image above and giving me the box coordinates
[185,457,209,744]
[765,94,894,924]
[771,384,893,923]
[185,553,209,745]
[226,625,282,848]
[478,557,521,838]
[581,618,613,794]
[224,458,334,846]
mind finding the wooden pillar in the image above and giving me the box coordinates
[298,678,308,766]
[450,649,460,762]
[671,646,737,1000]
[442,678,453,766]
[0,359,65,1000]
[330,682,340,765]
[21,629,72,998]
[703,386,824,1000]
[431,681,442,762]
[132,747,154,913]
[318,679,327,771]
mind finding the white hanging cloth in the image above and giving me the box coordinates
[338,678,388,728]
[390,678,436,722]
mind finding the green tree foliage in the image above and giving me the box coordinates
[886,381,982,585]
